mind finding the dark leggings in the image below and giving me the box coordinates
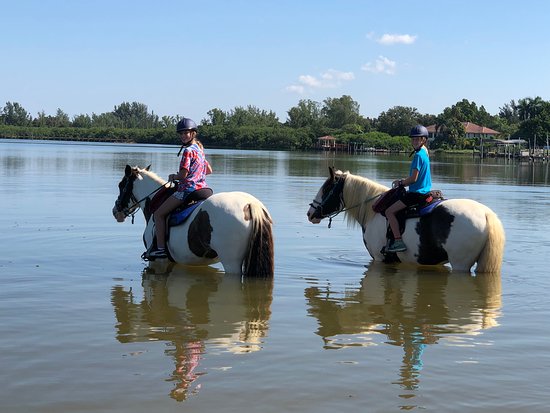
[401,191,429,207]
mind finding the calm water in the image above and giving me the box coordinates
[1,139,549,412]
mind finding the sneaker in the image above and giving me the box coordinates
[147,248,167,259]
[387,239,407,253]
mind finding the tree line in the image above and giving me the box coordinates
[1,96,549,151]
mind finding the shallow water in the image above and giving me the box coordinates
[1,140,549,412]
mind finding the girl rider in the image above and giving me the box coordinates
[385,125,432,253]
[147,118,212,259]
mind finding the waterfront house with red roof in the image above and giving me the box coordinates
[426,122,500,140]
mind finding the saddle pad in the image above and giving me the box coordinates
[386,199,445,243]
[168,201,204,227]
[418,199,444,216]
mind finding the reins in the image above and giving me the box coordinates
[325,193,381,228]
[121,181,172,224]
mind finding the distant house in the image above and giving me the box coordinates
[426,122,500,140]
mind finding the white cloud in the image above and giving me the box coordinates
[285,85,305,94]
[286,69,355,94]
[321,69,355,82]
[361,56,397,75]
[377,33,417,45]
[299,74,322,88]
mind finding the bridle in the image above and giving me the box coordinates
[309,174,382,228]
[309,175,347,227]
[114,169,169,224]
[114,173,140,223]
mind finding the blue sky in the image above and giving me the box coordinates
[1,0,549,123]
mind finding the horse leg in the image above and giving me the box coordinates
[209,224,249,275]
[444,229,485,273]
[220,260,245,275]
[215,240,247,274]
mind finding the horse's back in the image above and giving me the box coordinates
[203,191,270,226]
[206,191,267,210]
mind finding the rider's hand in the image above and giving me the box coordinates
[168,174,177,181]
[392,179,401,188]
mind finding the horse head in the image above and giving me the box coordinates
[112,164,151,223]
[307,167,346,224]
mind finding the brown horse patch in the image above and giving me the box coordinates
[243,203,252,221]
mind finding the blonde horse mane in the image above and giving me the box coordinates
[137,167,166,185]
[338,171,389,228]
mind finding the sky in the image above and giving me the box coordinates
[2,0,550,124]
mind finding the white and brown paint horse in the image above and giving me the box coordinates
[113,165,274,277]
[307,168,505,273]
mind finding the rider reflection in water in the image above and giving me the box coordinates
[384,125,432,253]
[147,117,213,259]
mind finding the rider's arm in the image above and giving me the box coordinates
[393,168,419,187]
[169,168,189,181]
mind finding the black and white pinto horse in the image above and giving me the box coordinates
[113,165,274,278]
[307,168,505,273]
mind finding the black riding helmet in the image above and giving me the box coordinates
[409,124,429,138]
[176,117,198,156]
[176,117,198,133]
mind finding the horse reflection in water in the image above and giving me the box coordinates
[111,264,273,401]
[305,263,501,391]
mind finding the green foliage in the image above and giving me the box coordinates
[72,114,93,128]
[3,94,550,150]
[321,95,361,128]
[333,130,410,152]
[286,99,322,128]
[199,124,305,150]
[377,106,420,136]
[1,102,31,126]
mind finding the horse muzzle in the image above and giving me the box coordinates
[115,212,126,222]
[112,205,127,222]
[307,204,323,224]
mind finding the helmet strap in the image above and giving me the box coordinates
[176,137,195,156]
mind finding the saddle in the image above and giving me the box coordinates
[150,186,213,227]
[143,187,214,262]
[378,189,445,250]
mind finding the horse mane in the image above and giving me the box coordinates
[339,171,389,228]
[138,167,166,185]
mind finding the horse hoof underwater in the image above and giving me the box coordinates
[307,168,505,273]
[112,165,275,278]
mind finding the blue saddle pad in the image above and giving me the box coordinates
[418,199,443,216]
[168,201,204,227]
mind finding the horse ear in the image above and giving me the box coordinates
[125,165,132,177]
[329,166,335,179]
[145,164,151,171]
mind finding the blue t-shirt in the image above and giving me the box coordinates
[409,147,431,194]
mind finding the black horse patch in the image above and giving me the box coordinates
[415,206,454,265]
[188,210,218,259]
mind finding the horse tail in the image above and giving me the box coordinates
[242,201,275,278]
[476,209,505,273]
